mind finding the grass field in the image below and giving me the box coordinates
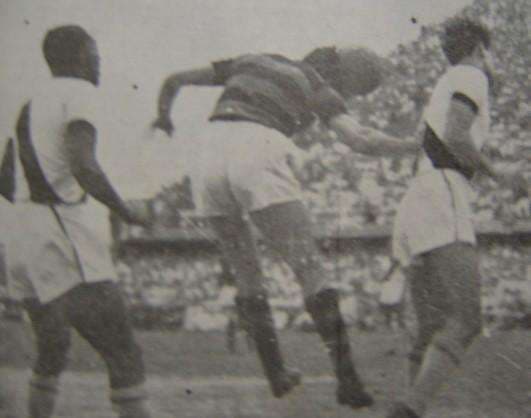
[1,320,530,417]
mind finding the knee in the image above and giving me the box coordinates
[432,316,481,365]
[459,315,482,346]
[35,333,70,377]
[445,310,481,347]
[106,340,146,389]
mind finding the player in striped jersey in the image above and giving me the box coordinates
[152,47,417,408]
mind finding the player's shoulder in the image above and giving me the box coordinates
[55,78,100,124]
[445,65,488,91]
[234,52,294,67]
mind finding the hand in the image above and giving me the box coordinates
[124,200,154,228]
[151,115,174,137]
[312,86,348,125]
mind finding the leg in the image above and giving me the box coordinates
[407,262,447,384]
[226,310,237,354]
[250,201,373,408]
[66,282,150,418]
[381,305,393,329]
[210,215,300,397]
[390,243,482,418]
[24,297,72,418]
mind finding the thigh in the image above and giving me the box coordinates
[67,282,135,351]
[209,215,266,296]
[251,201,317,265]
[67,282,145,388]
[250,201,326,296]
[427,243,481,321]
[227,129,302,213]
[24,296,72,376]
[409,261,447,339]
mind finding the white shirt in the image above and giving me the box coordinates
[22,77,101,203]
[417,64,491,175]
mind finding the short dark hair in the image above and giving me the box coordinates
[303,47,342,91]
[441,18,491,65]
[303,46,387,98]
[42,25,95,73]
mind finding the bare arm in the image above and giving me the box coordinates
[444,98,527,193]
[154,67,218,135]
[329,114,420,157]
[65,120,146,224]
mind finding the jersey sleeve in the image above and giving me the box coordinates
[448,66,489,114]
[212,58,235,85]
[64,83,101,131]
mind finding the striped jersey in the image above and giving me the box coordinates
[209,53,328,137]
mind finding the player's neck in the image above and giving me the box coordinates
[52,70,99,86]
[458,55,483,73]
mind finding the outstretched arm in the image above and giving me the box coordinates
[65,120,149,225]
[329,114,420,157]
[153,67,218,136]
[443,97,527,194]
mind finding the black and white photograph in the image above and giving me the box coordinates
[0,1,529,417]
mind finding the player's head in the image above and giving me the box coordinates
[303,46,391,99]
[43,25,99,85]
[441,18,496,90]
[441,18,491,66]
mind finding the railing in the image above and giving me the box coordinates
[115,211,531,247]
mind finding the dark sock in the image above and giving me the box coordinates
[28,375,58,418]
[111,385,151,418]
[235,294,288,394]
[305,288,363,386]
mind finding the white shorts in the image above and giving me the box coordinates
[5,202,116,303]
[191,121,302,217]
[392,169,476,267]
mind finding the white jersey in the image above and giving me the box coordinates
[393,65,491,266]
[19,78,101,203]
[6,77,116,303]
[417,64,490,175]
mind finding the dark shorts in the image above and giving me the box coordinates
[24,281,145,389]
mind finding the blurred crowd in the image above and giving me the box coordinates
[110,239,530,332]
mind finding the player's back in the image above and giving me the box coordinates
[17,77,100,204]
[210,53,324,136]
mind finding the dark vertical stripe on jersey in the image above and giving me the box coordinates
[422,124,475,179]
[0,138,16,202]
[16,102,64,204]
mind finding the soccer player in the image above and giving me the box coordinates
[2,26,152,418]
[152,46,417,408]
[388,18,528,418]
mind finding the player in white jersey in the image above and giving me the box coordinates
[388,18,528,418]
[1,26,152,418]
